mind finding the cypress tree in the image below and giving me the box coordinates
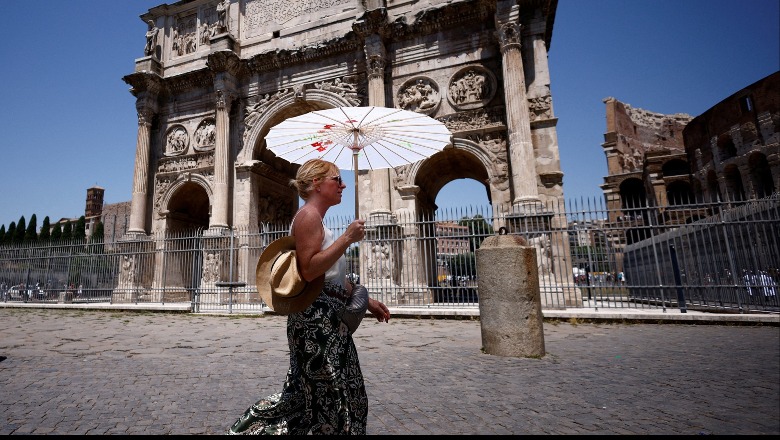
[51,222,62,241]
[0,225,5,244]
[6,222,16,245]
[90,221,105,254]
[62,221,73,241]
[25,214,38,242]
[74,216,87,240]
[39,217,51,241]
[14,216,26,244]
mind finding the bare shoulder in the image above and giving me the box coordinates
[292,208,323,238]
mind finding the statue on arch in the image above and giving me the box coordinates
[144,20,159,57]
[216,0,230,33]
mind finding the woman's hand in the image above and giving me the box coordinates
[342,219,366,245]
[367,297,390,323]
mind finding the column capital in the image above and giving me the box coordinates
[215,89,237,110]
[136,108,155,127]
[353,7,389,38]
[122,71,162,97]
[364,34,387,81]
[495,21,522,52]
[207,50,244,77]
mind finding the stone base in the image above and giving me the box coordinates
[210,33,235,51]
[365,280,430,305]
[134,56,161,75]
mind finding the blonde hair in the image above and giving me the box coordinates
[289,159,339,200]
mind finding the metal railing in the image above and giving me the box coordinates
[1,195,778,314]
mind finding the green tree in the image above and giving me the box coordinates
[39,217,51,241]
[25,214,38,242]
[447,252,477,278]
[0,224,5,244]
[14,216,26,244]
[74,216,86,240]
[62,221,73,241]
[6,222,17,245]
[89,221,105,254]
[51,222,63,241]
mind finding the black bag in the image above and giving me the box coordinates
[342,284,368,334]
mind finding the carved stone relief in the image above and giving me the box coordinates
[165,125,189,156]
[199,22,211,46]
[396,77,440,115]
[258,195,293,224]
[201,251,222,284]
[243,89,289,138]
[172,14,198,57]
[154,177,174,213]
[528,94,552,121]
[194,118,216,151]
[467,132,510,191]
[528,234,552,276]
[314,77,362,106]
[367,241,393,280]
[118,255,137,287]
[439,107,505,134]
[392,164,411,189]
[447,66,496,110]
[158,152,215,174]
[243,0,352,38]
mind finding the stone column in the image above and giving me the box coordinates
[128,103,157,235]
[207,51,240,230]
[364,33,393,221]
[365,33,386,106]
[211,89,233,229]
[495,4,540,207]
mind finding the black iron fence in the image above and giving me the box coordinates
[1,195,778,314]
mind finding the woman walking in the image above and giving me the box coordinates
[228,159,390,435]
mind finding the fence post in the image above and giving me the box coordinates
[669,244,687,313]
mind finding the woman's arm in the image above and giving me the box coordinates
[293,209,365,282]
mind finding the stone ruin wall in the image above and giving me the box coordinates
[604,97,692,175]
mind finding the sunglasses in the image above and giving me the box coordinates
[328,175,343,185]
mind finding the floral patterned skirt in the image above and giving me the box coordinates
[227,290,368,435]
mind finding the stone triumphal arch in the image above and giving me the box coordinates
[120,0,576,305]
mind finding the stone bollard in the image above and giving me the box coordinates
[58,291,73,304]
[476,233,545,358]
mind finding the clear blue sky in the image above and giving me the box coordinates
[0,0,778,227]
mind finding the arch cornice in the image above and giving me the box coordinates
[238,90,355,164]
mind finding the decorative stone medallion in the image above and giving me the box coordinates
[396,77,441,115]
[194,118,216,151]
[165,125,189,156]
[447,66,496,110]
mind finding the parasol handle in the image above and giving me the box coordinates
[353,147,359,220]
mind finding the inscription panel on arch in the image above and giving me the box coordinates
[244,0,355,39]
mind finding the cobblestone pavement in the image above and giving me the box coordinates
[0,308,778,435]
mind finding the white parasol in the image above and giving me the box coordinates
[264,106,452,218]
